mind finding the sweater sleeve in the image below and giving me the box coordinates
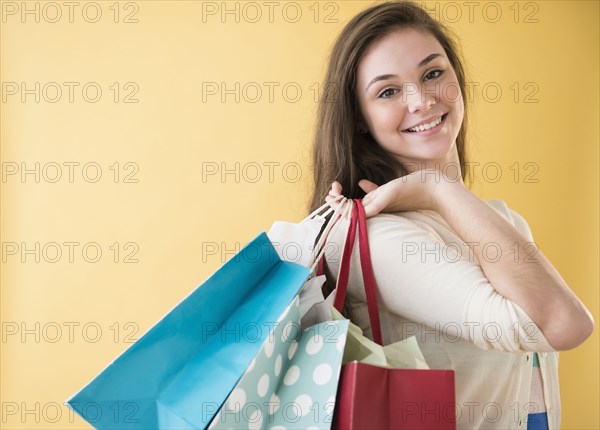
[325,201,557,353]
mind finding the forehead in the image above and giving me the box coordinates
[356,28,444,85]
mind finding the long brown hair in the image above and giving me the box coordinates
[308,0,470,213]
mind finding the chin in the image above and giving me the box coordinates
[413,148,456,166]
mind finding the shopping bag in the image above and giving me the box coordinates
[66,232,311,430]
[330,307,454,430]
[329,306,428,370]
[325,199,456,429]
[208,295,349,429]
[334,361,456,429]
[267,195,350,329]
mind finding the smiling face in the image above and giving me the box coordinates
[355,27,464,173]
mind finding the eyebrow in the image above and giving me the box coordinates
[364,53,443,92]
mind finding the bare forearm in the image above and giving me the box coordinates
[433,182,594,350]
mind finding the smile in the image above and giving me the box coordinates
[403,113,448,133]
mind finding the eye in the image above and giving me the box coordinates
[425,69,444,81]
[377,88,398,99]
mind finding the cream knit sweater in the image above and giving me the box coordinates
[323,199,560,429]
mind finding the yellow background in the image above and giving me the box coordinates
[1,0,598,428]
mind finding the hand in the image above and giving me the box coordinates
[324,171,460,218]
[361,170,457,217]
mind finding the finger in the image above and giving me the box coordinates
[362,200,383,218]
[358,179,379,193]
[362,195,372,207]
[362,187,379,206]
[332,181,342,194]
[362,202,376,218]
[325,195,340,209]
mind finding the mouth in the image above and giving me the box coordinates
[402,113,448,133]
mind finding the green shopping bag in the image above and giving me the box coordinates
[329,306,428,369]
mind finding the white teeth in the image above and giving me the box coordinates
[408,115,443,132]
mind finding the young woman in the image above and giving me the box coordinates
[309,2,594,429]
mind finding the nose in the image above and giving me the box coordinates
[405,82,436,113]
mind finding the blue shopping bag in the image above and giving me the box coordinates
[66,232,311,430]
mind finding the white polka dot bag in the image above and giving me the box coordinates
[208,296,349,430]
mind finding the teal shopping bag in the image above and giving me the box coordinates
[66,232,311,430]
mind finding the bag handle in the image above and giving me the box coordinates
[301,194,344,224]
[309,197,352,274]
[315,197,351,277]
[332,200,358,313]
[326,198,384,345]
[355,199,383,346]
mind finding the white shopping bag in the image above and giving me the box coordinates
[267,196,352,329]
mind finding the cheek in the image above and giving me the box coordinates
[452,92,465,121]
[372,106,405,131]
[439,75,462,107]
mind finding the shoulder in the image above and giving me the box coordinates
[324,210,437,271]
[484,198,512,219]
[326,211,423,249]
[485,199,534,242]
[366,212,441,239]
[362,212,450,254]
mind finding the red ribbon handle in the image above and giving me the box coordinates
[333,199,384,345]
[332,202,358,312]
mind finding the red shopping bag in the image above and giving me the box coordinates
[322,199,456,429]
[333,362,456,429]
